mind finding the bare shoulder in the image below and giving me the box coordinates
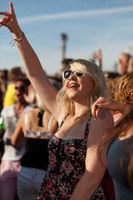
[92,109,113,127]
[25,108,38,117]
[89,109,114,143]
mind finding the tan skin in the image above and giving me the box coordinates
[113,92,133,124]
[11,107,58,147]
[0,80,29,142]
[92,94,133,124]
[0,3,114,199]
[13,81,29,117]
[91,97,133,141]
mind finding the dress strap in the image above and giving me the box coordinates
[47,115,54,131]
[25,113,29,130]
[58,115,69,130]
[84,115,92,139]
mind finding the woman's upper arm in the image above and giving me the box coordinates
[85,110,114,178]
[30,75,59,120]
[11,114,25,147]
[49,116,59,134]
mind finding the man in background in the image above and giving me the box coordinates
[3,66,24,107]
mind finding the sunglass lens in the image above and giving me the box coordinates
[76,72,84,77]
[64,70,71,79]
[15,86,26,91]
[21,86,26,91]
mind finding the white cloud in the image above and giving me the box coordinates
[18,6,133,24]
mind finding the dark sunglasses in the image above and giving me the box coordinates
[0,76,5,79]
[15,86,27,91]
[63,69,85,80]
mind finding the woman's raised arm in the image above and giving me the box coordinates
[0,2,59,120]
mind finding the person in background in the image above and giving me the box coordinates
[117,52,130,76]
[60,58,74,74]
[95,73,133,199]
[0,69,8,111]
[0,3,114,200]
[11,91,58,200]
[0,77,32,200]
[91,97,133,200]
[93,49,102,68]
[0,113,5,163]
[3,66,24,107]
[50,58,74,88]
[104,53,130,79]
[128,56,133,73]
[106,73,133,123]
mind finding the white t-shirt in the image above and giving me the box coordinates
[1,104,32,161]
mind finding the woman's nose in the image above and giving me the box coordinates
[69,72,77,80]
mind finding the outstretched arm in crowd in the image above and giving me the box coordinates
[0,2,61,123]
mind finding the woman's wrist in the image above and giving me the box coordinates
[13,30,24,40]
[121,102,126,113]
[10,31,25,46]
[12,27,23,38]
[116,101,133,115]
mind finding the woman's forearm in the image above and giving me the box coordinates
[13,31,45,78]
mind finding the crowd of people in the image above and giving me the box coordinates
[0,2,133,200]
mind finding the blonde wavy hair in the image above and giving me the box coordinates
[114,73,133,105]
[57,59,109,118]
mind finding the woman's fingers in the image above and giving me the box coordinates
[0,12,10,16]
[10,2,14,14]
[0,2,15,24]
[0,2,20,33]
[91,97,108,120]
[91,104,100,120]
[10,2,16,19]
[0,2,14,16]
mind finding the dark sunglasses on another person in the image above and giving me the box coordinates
[63,69,85,80]
[15,86,27,91]
[0,75,5,79]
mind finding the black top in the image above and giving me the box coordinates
[21,137,49,170]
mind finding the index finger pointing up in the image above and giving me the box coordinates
[10,2,15,15]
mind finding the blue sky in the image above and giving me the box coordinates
[1,0,133,75]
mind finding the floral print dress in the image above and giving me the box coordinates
[37,116,105,200]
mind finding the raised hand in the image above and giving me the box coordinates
[91,97,125,120]
[0,2,22,36]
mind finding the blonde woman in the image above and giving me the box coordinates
[0,3,113,200]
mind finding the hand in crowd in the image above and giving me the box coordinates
[91,97,127,120]
[0,2,22,36]
[93,49,102,60]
